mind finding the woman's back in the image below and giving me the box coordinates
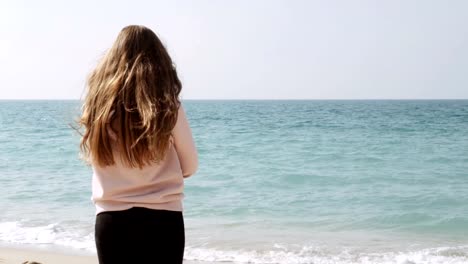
[91,106,197,215]
[80,25,197,264]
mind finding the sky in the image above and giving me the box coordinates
[0,0,467,100]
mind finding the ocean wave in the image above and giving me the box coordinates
[185,245,468,264]
[0,221,95,252]
[1,221,468,263]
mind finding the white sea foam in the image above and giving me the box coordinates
[184,244,468,264]
[0,221,95,252]
[1,221,467,263]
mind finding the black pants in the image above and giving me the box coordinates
[95,207,185,264]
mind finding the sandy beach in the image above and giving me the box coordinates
[0,247,206,264]
[0,247,98,264]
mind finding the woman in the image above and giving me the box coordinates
[79,25,198,264]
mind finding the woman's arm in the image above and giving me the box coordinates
[172,105,198,178]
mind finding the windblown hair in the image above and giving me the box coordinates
[79,25,182,168]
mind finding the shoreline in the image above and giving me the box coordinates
[0,246,206,264]
[1,237,468,264]
[0,247,98,264]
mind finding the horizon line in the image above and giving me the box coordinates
[0,98,467,101]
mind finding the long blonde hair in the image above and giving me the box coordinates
[79,25,182,168]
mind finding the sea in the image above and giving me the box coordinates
[0,100,467,264]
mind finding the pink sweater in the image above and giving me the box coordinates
[91,106,198,215]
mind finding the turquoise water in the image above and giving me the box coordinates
[0,100,467,263]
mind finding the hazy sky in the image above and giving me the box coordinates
[1,0,467,99]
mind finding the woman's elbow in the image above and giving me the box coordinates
[182,157,198,178]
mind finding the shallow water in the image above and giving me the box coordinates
[1,100,467,263]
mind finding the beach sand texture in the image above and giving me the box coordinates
[0,248,97,264]
[0,247,207,264]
